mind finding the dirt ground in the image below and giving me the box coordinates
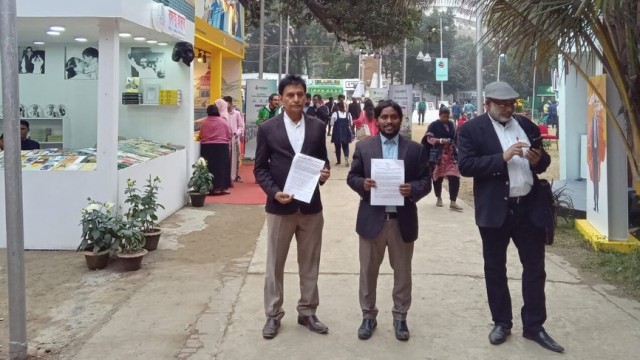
[0,203,266,359]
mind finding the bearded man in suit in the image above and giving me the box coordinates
[457,81,564,353]
[254,74,331,339]
[347,99,431,341]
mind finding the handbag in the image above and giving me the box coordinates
[356,124,371,140]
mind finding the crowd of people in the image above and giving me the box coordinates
[249,76,563,354]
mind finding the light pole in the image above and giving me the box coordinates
[497,53,506,81]
[402,38,407,85]
[439,17,444,104]
[258,0,264,79]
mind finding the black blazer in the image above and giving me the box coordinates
[254,113,330,215]
[347,135,431,242]
[457,113,551,228]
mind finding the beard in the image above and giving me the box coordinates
[378,127,400,139]
[488,106,511,123]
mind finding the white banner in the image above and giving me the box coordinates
[389,84,414,139]
[368,88,388,103]
[244,79,278,159]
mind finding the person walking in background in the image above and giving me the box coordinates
[330,101,353,166]
[254,75,331,339]
[457,112,468,130]
[463,100,475,119]
[199,104,232,195]
[347,100,431,342]
[326,96,335,114]
[348,97,362,122]
[257,93,281,125]
[457,81,563,353]
[547,100,558,130]
[422,107,463,211]
[353,99,379,139]
[223,96,245,183]
[452,101,462,124]
[417,98,426,125]
[307,94,330,135]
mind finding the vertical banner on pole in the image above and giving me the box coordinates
[244,79,278,159]
[585,74,608,233]
[435,58,449,81]
[389,84,414,139]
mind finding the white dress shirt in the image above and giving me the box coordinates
[489,115,534,197]
[284,112,306,154]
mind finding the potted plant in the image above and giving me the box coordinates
[114,216,147,271]
[77,198,118,270]
[124,176,164,251]
[187,157,213,207]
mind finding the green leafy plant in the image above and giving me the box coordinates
[77,198,118,253]
[124,176,164,233]
[188,157,214,194]
[115,216,146,254]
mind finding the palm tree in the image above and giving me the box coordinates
[458,0,640,178]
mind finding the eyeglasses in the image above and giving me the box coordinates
[378,114,400,121]
[491,100,516,108]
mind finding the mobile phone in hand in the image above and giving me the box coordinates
[530,135,543,150]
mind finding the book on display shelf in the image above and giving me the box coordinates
[0,138,181,171]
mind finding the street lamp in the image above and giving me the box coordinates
[497,53,506,81]
[439,17,444,104]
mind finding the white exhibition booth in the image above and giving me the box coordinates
[0,0,196,249]
[557,59,629,241]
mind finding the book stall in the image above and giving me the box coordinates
[0,0,196,250]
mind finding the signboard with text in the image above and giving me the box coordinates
[244,79,278,158]
[435,58,449,81]
[389,85,414,139]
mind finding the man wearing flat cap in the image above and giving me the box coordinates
[457,81,564,353]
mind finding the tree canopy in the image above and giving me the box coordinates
[462,0,640,178]
[239,0,423,49]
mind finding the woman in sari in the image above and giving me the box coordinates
[422,107,463,211]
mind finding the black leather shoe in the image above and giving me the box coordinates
[393,320,410,341]
[489,324,511,345]
[262,318,280,339]
[523,330,565,353]
[357,318,377,340]
[297,315,329,334]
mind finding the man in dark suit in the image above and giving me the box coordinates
[347,100,431,341]
[457,81,564,353]
[254,74,331,339]
[306,94,330,133]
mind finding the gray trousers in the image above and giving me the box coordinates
[264,211,324,319]
[359,219,414,320]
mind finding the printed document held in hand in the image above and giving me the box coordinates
[370,159,405,206]
[283,153,326,203]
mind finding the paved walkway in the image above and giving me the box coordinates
[64,153,640,359]
[188,164,639,359]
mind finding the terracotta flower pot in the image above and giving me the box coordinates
[116,249,148,271]
[189,192,206,207]
[82,249,111,270]
[143,228,162,251]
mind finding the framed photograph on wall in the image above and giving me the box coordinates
[143,84,160,105]
[64,46,99,79]
[128,47,166,79]
[18,46,46,74]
